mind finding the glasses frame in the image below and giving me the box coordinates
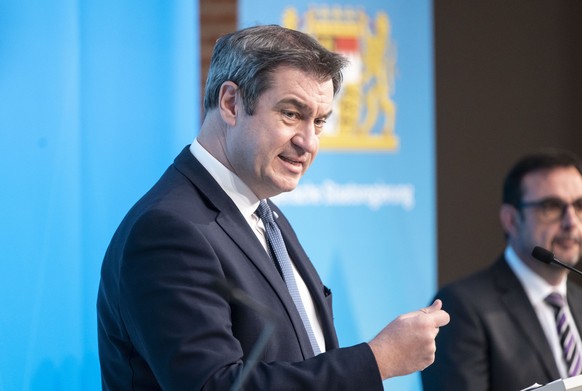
[517,197,582,223]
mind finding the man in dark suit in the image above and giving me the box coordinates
[97,25,449,390]
[422,150,582,391]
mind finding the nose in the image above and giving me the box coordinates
[292,123,319,154]
[561,204,579,229]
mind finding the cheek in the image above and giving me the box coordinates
[308,143,319,164]
[305,156,315,172]
[534,227,556,244]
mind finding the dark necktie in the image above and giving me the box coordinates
[255,200,321,355]
[546,292,582,377]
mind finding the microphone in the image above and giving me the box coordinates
[531,246,582,277]
[212,278,275,391]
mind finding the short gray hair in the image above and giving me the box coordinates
[203,25,349,116]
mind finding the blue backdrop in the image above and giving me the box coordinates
[240,2,435,390]
[0,1,198,390]
[0,1,434,390]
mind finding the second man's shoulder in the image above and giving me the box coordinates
[435,257,507,302]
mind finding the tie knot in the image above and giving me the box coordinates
[545,292,565,309]
[256,200,275,224]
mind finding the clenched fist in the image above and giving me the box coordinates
[368,299,450,379]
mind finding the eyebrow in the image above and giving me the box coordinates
[275,98,333,119]
[525,197,582,203]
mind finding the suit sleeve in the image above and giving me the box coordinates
[421,286,490,391]
[118,208,383,391]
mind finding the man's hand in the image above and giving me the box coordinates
[368,299,450,379]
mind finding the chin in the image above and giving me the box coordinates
[278,180,300,193]
[554,250,581,266]
[265,185,297,199]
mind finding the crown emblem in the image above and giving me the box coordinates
[283,6,398,152]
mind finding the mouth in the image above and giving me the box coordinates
[551,238,582,266]
[279,154,304,168]
[553,237,581,251]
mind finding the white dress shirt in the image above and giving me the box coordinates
[506,245,582,378]
[189,140,325,353]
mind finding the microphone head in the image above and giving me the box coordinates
[532,246,555,264]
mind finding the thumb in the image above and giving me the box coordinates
[423,299,450,327]
[422,299,443,314]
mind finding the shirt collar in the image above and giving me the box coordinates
[505,245,567,304]
[189,140,260,219]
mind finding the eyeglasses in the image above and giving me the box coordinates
[518,197,582,222]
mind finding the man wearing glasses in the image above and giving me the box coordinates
[422,150,582,391]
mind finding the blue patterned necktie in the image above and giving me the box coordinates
[256,200,321,355]
[546,292,582,377]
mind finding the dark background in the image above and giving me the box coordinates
[435,1,582,286]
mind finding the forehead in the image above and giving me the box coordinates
[262,66,334,108]
[522,166,582,199]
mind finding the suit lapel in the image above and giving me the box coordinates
[567,282,582,335]
[173,147,316,358]
[494,257,560,380]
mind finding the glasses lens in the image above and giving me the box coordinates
[538,199,565,221]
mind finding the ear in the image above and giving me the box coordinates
[500,204,520,238]
[218,81,239,126]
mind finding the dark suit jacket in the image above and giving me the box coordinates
[97,146,382,391]
[421,255,582,391]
